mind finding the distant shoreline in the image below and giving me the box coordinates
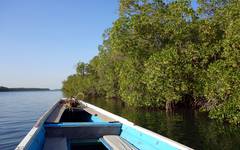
[0,86,52,92]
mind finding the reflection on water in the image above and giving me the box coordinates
[85,98,240,150]
[0,92,239,150]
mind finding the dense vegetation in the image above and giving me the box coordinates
[63,0,240,125]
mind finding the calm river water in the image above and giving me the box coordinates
[0,91,239,150]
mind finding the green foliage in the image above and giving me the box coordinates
[204,61,240,124]
[62,74,86,99]
[143,48,188,107]
[63,0,240,125]
[118,57,147,106]
[203,3,240,125]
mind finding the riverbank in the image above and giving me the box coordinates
[83,97,240,150]
[0,86,50,92]
[63,0,240,125]
[0,91,239,150]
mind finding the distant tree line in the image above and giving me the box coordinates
[63,0,240,125]
[0,86,50,92]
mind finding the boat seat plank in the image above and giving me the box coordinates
[43,137,67,150]
[83,107,116,122]
[103,135,138,150]
[45,123,122,139]
[46,104,65,123]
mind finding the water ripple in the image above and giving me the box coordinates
[0,91,62,150]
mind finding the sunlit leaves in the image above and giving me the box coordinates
[63,0,240,124]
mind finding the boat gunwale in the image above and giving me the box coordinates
[15,100,63,150]
[80,100,193,150]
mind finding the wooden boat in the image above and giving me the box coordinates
[16,98,193,150]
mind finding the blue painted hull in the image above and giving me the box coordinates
[16,99,192,150]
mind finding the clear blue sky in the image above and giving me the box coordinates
[0,0,197,89]
[0,0,118,89]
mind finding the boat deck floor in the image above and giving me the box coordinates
[43,137,68,150]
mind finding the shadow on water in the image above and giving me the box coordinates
[85,98,240,150]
